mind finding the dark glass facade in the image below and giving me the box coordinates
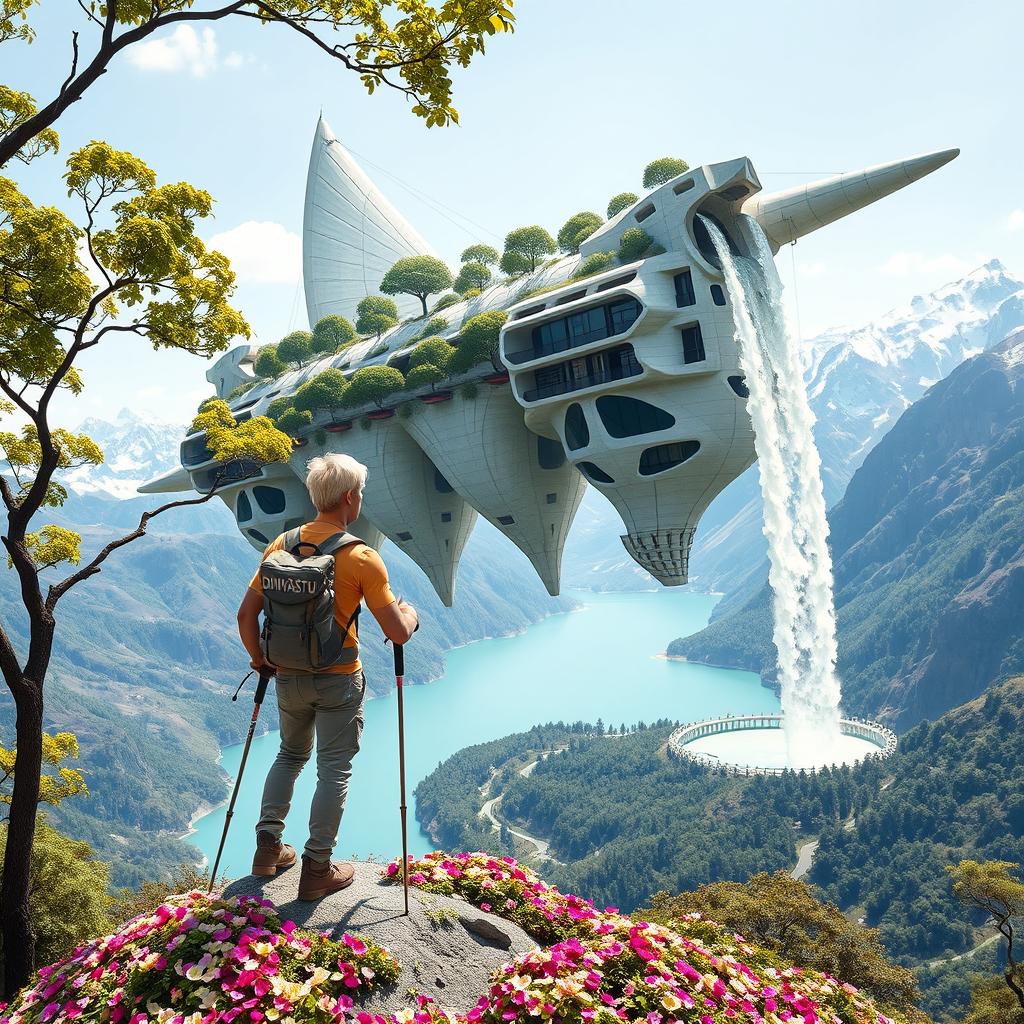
[674,270,696,307]
[596,395,676,438]
[579,461,615,485]
[236,490,253,523]
[524,343,643,402]
[638,440,700,476]
[254,485,287,515]
[681,324,706,364]
[710,284,727,306]
[537,435,566,469]
[434,468,454,493]
[519,297,642,363]
[728,375,750,398]
[564,403,590,450]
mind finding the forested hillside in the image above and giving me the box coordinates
[670,331,1024,729]
[417,678,1024,1021]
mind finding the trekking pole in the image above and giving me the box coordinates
[209,669,273,892]
[394,643,410,916]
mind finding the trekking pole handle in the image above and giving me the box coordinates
[394,644,404,677]
[254,670,273,705]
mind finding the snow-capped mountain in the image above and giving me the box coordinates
[692,258,1024,595]
[66,408,186,500]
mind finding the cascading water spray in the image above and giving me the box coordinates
[701,214,842,768]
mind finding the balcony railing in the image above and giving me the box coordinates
[523,359,642,402]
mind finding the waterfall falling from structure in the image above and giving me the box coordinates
[701,214,842,768]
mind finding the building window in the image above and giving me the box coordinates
[710,284,726,306]
[564,403,590,450]
[638,440,700,476]
[579,461,615,485]
[635,203,655,223]
[434,468,454,493]
[182,435,215,467]
[253,485,287,515]
[247,529,269,544]
[681,324,706,364]
[537,435,565,469]
[567,306,609,348]
[728,375,750,398]
[513,303,547,321]
[596,272,638,292]
[674,270,696,308]
[497,515,515,526]
[441,512,452,523]
[608,297,642,335]
[554,290,587,306]
[596,395,676,438]
[236,490,253,523]
[524,344,643,402]
[673,179,695,195]
[546,492,557,504]
[397,531,412,541]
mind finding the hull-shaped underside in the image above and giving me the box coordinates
[401,386,587,595]
[311,421,477,606]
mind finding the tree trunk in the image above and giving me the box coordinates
[419,295,428,317]
[0,677,43,997]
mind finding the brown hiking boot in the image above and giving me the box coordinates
[251,831,297,877]
[297,856,355,901]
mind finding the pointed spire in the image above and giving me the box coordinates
[744,149,959,251]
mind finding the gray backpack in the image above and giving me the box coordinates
[259,528,365,672]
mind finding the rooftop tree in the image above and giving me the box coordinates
[449,309,507,373]
[277,329,314,368]
[0,2,516,171]
[500,225,555,274]
[460,243,500,266]
[342,365,407,409]
[311,314,355,355]
[642,156,690,189]
[380,255,454,317]
[618,226,653,263]
[557,211,603,254]
[404,363,446,392]
[453,260,492,294]
[253,344,285,378]
[0,143,293,992]
[293,369,349,416]
[607,191,639,218]
[356,295,399,340]
[409,336,455,374]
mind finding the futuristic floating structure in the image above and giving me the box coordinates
[668,715,898,775]
[142,116,957,604]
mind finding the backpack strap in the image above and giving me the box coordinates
[318,531,364,556]
[283,527,303,553]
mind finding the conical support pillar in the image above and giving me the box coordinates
[299,422,476,606]
[401,386,586,596]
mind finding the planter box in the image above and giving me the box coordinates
[483,371,510,385]
[325,421,353,432]
[366,409,395,420]
[419,391,453,404]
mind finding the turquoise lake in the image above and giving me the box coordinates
[189,590,778,876]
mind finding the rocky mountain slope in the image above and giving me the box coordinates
[689,259,1024,597]
[670,329,1024,730]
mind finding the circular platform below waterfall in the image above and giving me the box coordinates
[668,714,896,775]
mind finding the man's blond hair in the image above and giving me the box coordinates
[304,453,368,512]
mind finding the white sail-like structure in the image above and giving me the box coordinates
[303,115,436,325]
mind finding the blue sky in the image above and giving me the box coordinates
[7,0,1024,427]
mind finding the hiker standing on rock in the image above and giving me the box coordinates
[236,453,419,900]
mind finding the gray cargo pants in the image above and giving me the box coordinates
[256,669,365,862]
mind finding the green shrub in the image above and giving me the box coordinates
[572,251,617,280]
[557,211,603,254]
[607,191,639,218]
[618,227,654,263]
[432,292,462,313]
[415,316,450,341]
[643,156,690,189]
[449,309,507,374]
[276,407,312,436]
[460,381,479,400]
[405,364,446,391]
[312,313,356,354]
[293,368,348,413]
[356,295,399,339]
[501,225,556,273]
[266,395,292,420]
[381,254,454,316]
[0,819,113,970]
[228,379,258,400]
[409,336,455,373]
[453,260,492,294]
[463,287,481,299]
[253,344,285,378]
[343,365,406,409]
[460,243,499,266]
[277,330,314,367]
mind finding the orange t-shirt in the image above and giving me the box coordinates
[248,521,396,674]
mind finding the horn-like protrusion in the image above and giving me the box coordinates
[744,149,959,252]
[137,465,196,494]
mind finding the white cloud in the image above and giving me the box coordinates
[1008,209,1024,232]
[127,26,220,77]
[207,221,302,284]
[878,251,975,278]
[224,51,247,69]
